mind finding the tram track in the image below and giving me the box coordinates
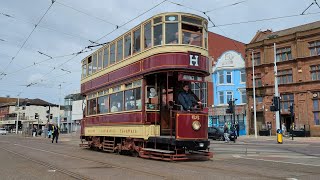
[9,143,169,179]
[0,147,91,180]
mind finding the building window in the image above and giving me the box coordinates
[309,41,320,56]
[313,92,320,125]
[226,91,233,102]
[253,52,261,65]
[219,91,224,104]
[277,69,293,84]
[218,71,224,84]
[240,70,246,83]
[226,71,232,84]
[280,94,294,112]
[276,47,292,62]
[256,96,263,103]
[255,73,262,87]
[310,65,320,81]
[241,91,246,104]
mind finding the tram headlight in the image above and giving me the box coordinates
[192,120,201,131]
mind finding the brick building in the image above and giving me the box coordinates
[245,21,320,136]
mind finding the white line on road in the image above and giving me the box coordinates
[233,155,320,167]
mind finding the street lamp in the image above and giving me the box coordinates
[251,50,258,139]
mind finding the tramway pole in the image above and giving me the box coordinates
[15,95,20,134]
[252,50,257,139]
[58,84,61,129]
[274,43,280,131]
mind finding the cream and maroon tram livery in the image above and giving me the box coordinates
[80,12,212,160]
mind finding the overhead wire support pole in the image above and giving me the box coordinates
[58,84,61,128]
[15,93,21,134]
[252,50,257,139]
[274,43,280,131]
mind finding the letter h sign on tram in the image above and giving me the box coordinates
[189,54,199,66]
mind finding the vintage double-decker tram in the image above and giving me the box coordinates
[80,12,212,160]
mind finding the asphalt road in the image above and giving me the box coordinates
[0,134,319,180]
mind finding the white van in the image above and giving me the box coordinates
[0,128,7,135]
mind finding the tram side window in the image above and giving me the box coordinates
[133,28,141,54]
[87,56,92,75]
[153,24,162,46]
[103,47,109,68]
[97,51,102,71]
[124,34,131,58]
[125,87,141,111]
[182,23,202,47]
[82,64,87,78]
[144,22,152,49]
[165,23,178,44]
[110,92,123,112]
[110,43,116,65]
[117,38,123,61]
[97,95,108,114]
[88,98,97,115]
[92,53,97,73]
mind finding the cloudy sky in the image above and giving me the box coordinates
[0,0,319,104]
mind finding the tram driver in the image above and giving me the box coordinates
[177,83,201,111]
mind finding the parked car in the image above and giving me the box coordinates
[0,128,7,135]
[208,126,237,142]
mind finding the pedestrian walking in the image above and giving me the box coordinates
[224,123,230,143]
[282,122,286,136]
[52,125,60,143]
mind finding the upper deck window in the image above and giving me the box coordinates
[133,28,141,54]
[124,34,131,58]
[82,63,87,78]
[87,56,92,75]
[110,43,116,65]
[181,15,203,47]
[103,46,109,68]
[117,38,123,61]
[165,15,178,44]
[144,22,152,49]
[153,17,163,46]
[97,50,102,71]
[92,53,97,73]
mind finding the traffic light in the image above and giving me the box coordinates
[270,96,280,111]
[226,100,234,114]
[35,113,39,119]
[50,114,53,119]
[289,104,294,116]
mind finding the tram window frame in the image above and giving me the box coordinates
[97,95,109,114]
[110,92,124,112]
[87,56,92,75]
[82,63,87,78]
[87,96,97,115]
[97,50,103,71]
[143,21,152,49]
[182,23,203,47]
[133,28,141,54]
[124,87,141,111]
[146,86,159,110]
[124,33,131,58]
[153,23,163,46]
[164,14,180,44]
[92,53,98,73]
[103,46,109,68]
[110,43,116,65]
[181,15,202,26]
[116,38,123,61]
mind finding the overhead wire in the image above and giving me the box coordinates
[0,1,56,74]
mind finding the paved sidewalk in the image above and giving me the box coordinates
[237,135,320,144]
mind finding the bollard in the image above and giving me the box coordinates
[276,129,283,144]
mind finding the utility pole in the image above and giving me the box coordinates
[252,50,257,139]
[274,43,280,131]
[58,84,61,128]
[15,95,20,134]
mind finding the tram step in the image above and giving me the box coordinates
[103,140,115,143]
[141,148,175,154]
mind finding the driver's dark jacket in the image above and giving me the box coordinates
[178,91,198,111]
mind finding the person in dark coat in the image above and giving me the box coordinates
[52,125,60,143]
[177,83,201,111]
